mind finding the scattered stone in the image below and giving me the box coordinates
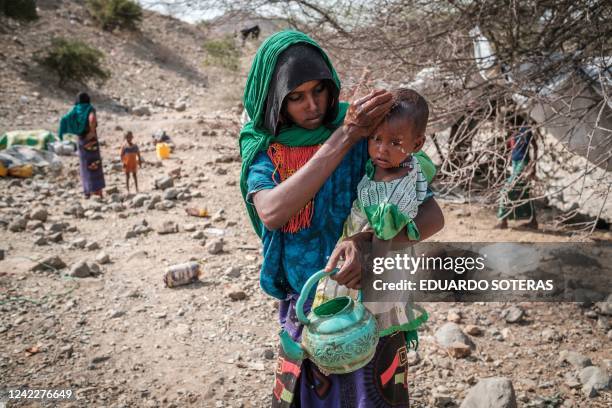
[131,194,150,208]
[263,349,275,360]
[464,325,482,336]
[541,328,562,342]
[31,256,66,272]
[226,289,247,301]
[434,323,475,350]
[26,219,44,231]
[91,355,111,364]
[30,207,48,222]
[598,315,611,330]
[225,266,241,278]
[559,350,592,369]
[132,105,151,116]
[191,231,205,240]
[447,310,462,323]
[502,306,524,323]
[60,345,73,358]
[183,223,197,232]
[66,204,85,218]
[564,372,581,389]
[33,236,47,246]
[108,310,125,319]
[8,217,27,232]
[212,209,225,222]
[407,350,420,365]
[448,342,472,358]
[579,366,610,397]
[96,252,110,264]
[163,188,179,200]
[596,295,612,316]
[69,261,91,278]
[71,237,87,249]
[155,176,174,190]
[460,377,517,408]
[177,192,191,201]
[48,222,68,232]
[48,232,63,243]
[157,221,179,235]
[431,388,454,407]
[106,185,119,194]
[86,241,100,251]
[206,238,224,254]
[89,262,101,275]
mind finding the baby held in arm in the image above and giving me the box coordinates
[323,88,437,289]
[315,88,437,343]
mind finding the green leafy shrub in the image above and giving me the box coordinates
[203,36,240,71]
[40,38,110,86]
[2,0,38,21]
[88,0,142,31]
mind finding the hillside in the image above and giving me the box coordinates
[0,0,243,134]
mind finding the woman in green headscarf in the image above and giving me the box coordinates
[240,31,444,407]
[59,92,105,198]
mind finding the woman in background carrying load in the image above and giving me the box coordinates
[59,92,106,198]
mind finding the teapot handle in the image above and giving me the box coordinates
[296,269,363,326]
[296,268,338,326]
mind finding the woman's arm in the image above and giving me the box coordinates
[253,128,356,230]
[326,197,445,288]
[86,112,97,140]
[252,90,393,230]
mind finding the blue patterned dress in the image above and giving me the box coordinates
[247,140,417,407]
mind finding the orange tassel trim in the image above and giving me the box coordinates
[267,142,322,233]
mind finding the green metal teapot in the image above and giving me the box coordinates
[279,269,379,375]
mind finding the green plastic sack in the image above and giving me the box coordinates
[0,129,56,151]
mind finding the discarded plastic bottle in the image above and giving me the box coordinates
[163,262,201,288]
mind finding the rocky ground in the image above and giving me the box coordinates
[1,1,611,408]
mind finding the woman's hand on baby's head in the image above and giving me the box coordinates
[344,89,394,141]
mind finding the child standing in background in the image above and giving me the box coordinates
[120,131,142,194]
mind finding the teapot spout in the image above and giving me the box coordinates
[279,330,305,361]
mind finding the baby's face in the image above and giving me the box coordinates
[368,118,422,169]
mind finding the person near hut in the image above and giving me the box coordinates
[496,116,538,229]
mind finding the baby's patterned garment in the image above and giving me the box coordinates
[351,155,428,241]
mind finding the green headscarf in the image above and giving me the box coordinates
[58,103,93,140]
[239,30,345,237]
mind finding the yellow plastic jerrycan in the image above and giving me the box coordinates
[8,164,33,178]
[156,143,170,160]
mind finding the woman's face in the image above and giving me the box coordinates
[284,80,329,129]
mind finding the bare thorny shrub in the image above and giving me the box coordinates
[157,0,611,231]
